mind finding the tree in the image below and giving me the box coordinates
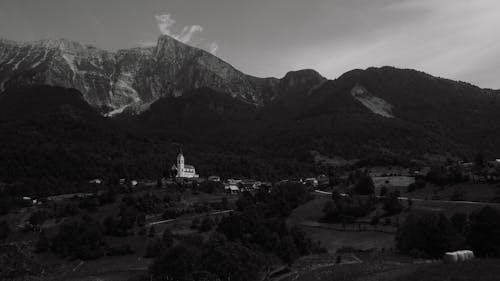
[380,186,388,197]
[50,217,105,260]
[474,152,485,168]
[467,207,500,257]
[383,191,403,215]
[162,229,174,248]
[144,238,165,258]
[221,197,229,210]
[0,220,10,241]
[396,212,464,258]
[35,231,50,253]
[150,243,201,281]
[450,212,468,235]
[201,239,266,281]
[148,226,156,237]
[353,172,375,195]
[199,217,214,233]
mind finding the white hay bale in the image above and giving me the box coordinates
[456,251,466,262]
[464,250,475,260]
[444,252,458,263]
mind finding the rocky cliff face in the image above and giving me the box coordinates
[0,36,325,115]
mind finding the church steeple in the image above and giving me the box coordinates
[177,150,185,177]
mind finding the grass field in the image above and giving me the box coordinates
[279,251,500,281]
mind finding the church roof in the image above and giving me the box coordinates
[184,165,195,170]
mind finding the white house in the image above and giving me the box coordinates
[172,152,199,178]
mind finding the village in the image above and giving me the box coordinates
[2,150,500,281]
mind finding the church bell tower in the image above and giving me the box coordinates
[177,152,185,177]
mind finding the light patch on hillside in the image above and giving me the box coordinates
[351,84,394,118]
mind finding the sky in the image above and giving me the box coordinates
[1,0,499,89]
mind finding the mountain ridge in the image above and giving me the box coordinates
[0,36,327,115]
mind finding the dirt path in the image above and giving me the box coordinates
[146,209,234,226]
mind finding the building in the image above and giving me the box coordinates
[172,152,199,178]
[208,176,221,182]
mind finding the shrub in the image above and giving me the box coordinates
[107,243,134,256]
[198,217,215,233]
[144,238,165,258]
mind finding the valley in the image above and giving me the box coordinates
[2,35,500,281]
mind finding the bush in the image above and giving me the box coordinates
[151,237,266,281]
[198,217,214,233]
[50,216,105,260]
[163,208,180,220]
[106,243,134,256]
[380,186,388,196]
[148,226,156,237]
[322,196,376,223]
[197,181,224,194]
[144,238,165,258]
[190,217,200,230]
[78,197,99,212]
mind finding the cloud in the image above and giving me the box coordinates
[207,42,218,55]
[155,14,176,37]
[285,0,500,89]
[177,25,203,44]
[153,14,218,54]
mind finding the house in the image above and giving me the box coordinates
[88,178,103,184]
[241,180,261,191]
[171,152,199,178]
[226,179,242,185]
[208,176,221,182]
[225,184,240,194]
[317,174,330,186]
[304,178,319,188]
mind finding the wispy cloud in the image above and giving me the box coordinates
[153,14,218,54]
[207,42,218,55]
[287,0,500,89]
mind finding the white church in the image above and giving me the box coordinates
[171,152,199,178]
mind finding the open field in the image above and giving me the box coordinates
[302,226,394,253]
[406,182,500,202]
[373,176,415,189]
[0,187,237,281]
[290,189,500,256]
[287,258,500,281]
[278,251,500,281]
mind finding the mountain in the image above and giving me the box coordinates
[136,66,500,162]
[3,36,500,189]
[0,36,325,116]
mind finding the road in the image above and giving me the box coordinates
[313,190,500,207]
[146,209,234,226]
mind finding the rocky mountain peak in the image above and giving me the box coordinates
[0,36,330,116]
